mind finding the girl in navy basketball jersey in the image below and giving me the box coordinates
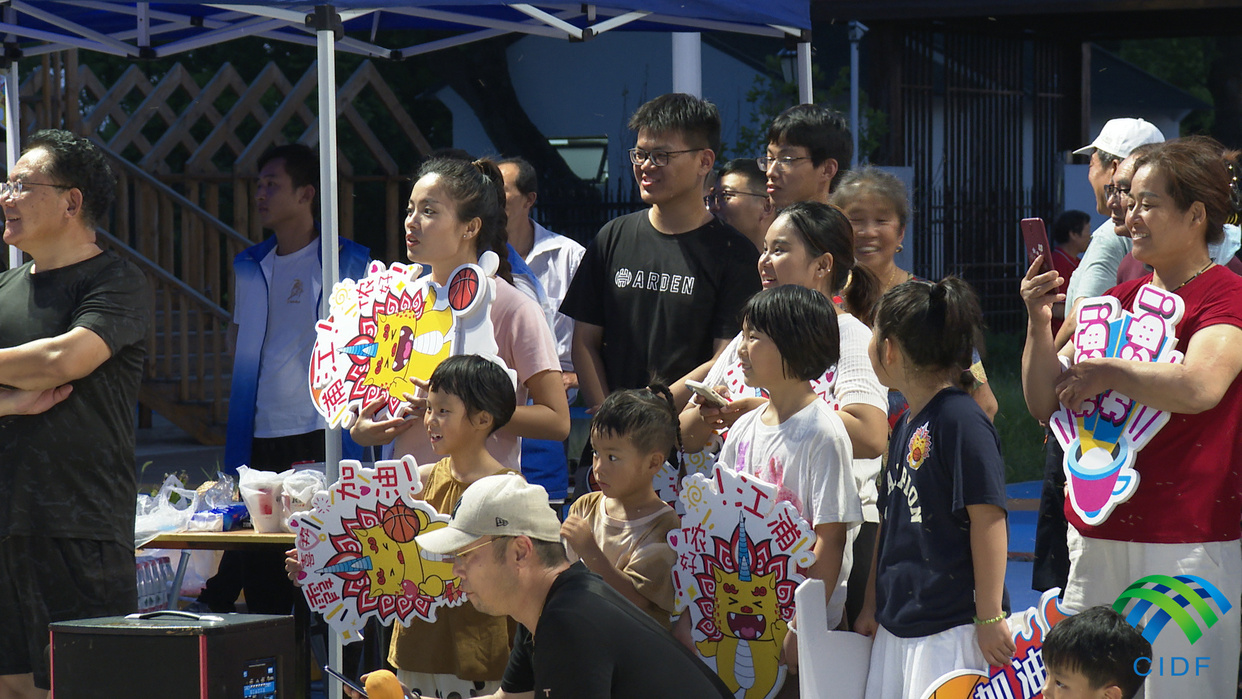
[855,278,1013,699]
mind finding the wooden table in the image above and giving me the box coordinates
[147,529,295,551]
[144,529,296,610]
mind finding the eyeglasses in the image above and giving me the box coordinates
[0,181,70,198]
[756,155,811,171]
[629,147,704,167]
[1104,183,1131,203]
[705,189,769,207]
[440,536,505,565]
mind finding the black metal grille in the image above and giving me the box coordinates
[898,29,1071,333]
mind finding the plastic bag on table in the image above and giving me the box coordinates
[134,474,202,549]
[236,465,286,533]
[198,472,236,511]
[279,469,327,532]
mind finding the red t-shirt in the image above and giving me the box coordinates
[1051,248,1080,336]
[1067,265,1242,543]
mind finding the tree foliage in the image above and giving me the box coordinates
[727,55,888,164]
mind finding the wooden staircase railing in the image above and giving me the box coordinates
[99,146,256,445]
[98,228,232,445]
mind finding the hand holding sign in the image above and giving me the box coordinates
[1049,285,1185,525]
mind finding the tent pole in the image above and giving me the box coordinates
[671,32,700,97]
[5,59,19,270]
[848,21,868,165]
[797,39,812,105]
[313,6,343,697]
[314,4,342,484]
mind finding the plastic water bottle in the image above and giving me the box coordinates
[157,557,175,609]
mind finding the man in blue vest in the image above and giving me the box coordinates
[198,143,370,614]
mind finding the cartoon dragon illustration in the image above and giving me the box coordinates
[694,514,797,699]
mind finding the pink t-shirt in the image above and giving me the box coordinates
[392,277,560,470]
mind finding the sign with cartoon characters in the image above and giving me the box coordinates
[1049,285,1185,525]
[919,589,1072,699]
[669,464,817,699]
[652,434,722,515]
[288,457,464,643]
[309,251,501,428]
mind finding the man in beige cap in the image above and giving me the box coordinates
[416,474,733,699]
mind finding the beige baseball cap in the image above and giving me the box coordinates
[416,474,562,554]
[1073,118,1164,159]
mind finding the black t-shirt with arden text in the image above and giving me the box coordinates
[501,562,733,698]
[0,251,152,546]
[559,210,760,390]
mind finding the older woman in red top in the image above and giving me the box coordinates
[1020,136,1242,699]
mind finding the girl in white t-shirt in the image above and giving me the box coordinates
[349,157,569,470]
[716,284,862,675]
[680,201,888,625]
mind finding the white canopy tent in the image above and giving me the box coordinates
[0,2,811,687]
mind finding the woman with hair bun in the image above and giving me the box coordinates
[1020,136,1242,699]
[346,157,569,694]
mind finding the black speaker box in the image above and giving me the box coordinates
[50,612,294,698]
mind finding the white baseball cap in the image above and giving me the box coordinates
[1073,118,1164,159]
[415,474,562,554]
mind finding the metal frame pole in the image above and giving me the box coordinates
[671,32,701,97]
[848,21,869,166]
[312,6,343,698]
[5,59,20,269]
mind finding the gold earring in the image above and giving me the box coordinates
[896,245,904,253]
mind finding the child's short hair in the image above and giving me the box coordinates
[628,93,722,155]
[426,355,516,434]
[766,104,852,174]
[1042,606,1152,699]
[739,285,839,381]
[873,277,982,375]
[830,165,911,229]
[590,384,681,459]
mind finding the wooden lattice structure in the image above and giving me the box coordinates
[9,51,430,444]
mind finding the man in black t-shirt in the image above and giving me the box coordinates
[0,129,152,696]
[415,475,733,699]
[561,93,760,410]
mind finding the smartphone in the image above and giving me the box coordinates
[685,379,730,408]
[323,666,368,698]
[1021,218,1053,275]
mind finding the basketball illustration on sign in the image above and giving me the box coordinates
[669,464,816,699]
[309,251,501,428]
[1048,284,1185,525]
[288,457,464,643]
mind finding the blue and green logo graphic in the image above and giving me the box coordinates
[1112,574,1232,645]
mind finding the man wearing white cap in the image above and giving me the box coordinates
[1062,117,1165,317]
[416,474,733,699]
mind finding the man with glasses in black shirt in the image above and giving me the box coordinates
[560,93,760,413]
